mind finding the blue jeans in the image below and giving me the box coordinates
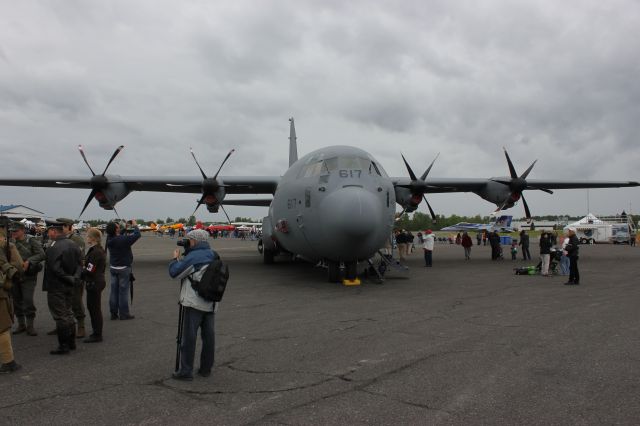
[559,255,570,275]
[178,306,215,377]
[110,266,132,317]
[424,250,432,266]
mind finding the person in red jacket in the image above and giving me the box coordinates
[461,231,473,260]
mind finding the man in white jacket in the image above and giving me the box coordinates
[423,229,435,267]
[169,229,217,381]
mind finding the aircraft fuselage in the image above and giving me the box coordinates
[263,146,396,263]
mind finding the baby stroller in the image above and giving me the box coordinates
[535,248,562,275]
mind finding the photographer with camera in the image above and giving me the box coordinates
[105,219,140,320]
[169,229,216,381]
[10,222,45,336]
[0,221,24,373]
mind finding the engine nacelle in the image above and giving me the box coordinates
[394,187,422,213]
[94,178,131,210]
[201,178,226,213]
[474,180,514,209]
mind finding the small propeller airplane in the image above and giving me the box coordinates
[441,215,514,233]
[0,118,637,282]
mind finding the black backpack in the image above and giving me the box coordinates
[189,255,229,302]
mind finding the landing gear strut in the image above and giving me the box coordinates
[327,261,340,283]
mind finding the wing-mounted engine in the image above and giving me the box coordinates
[188,148,235,220]
[93,178,130,211]
[78,145,131,216]
[394,186,423,213]
[482,148,553,220]
[394,153,440,222]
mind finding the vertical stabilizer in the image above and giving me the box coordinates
[289,117,298,167]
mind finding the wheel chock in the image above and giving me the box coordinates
[342,278,361,286]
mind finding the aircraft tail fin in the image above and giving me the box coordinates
[289,117,298,167]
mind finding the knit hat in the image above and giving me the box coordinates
[186,229,209,242]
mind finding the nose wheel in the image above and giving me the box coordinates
[326,261,358,283]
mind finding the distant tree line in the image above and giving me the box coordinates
[82,213,637,232]
[83,215,259,227]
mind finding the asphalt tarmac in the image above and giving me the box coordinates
[4,235,640,425]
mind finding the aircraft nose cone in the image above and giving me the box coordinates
[320,186,380,237]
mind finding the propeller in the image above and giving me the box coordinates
[492,147,553,221]
[188,148,235,219]
[78,145,125,218]
[399,153,439,223]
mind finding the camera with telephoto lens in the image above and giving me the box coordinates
[176,238,191,254]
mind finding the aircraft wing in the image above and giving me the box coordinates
[516,179,640,190]
[0,176,281,194]
[391,177,639,193]
[391,178,490,193]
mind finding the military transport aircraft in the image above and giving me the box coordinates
[0,118,638,282]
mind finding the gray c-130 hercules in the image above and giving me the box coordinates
[0,118,638,282]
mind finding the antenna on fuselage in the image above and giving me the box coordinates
[289,117,298,167]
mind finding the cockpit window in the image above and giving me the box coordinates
[298,155,387,178]
[298,160,323,178]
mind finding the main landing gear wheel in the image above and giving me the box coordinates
[264,249,275,264]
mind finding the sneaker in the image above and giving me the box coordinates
[110,313,119,320]
[0,361,22,374]
[172,372,193,381]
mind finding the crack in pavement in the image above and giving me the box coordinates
[0,384,123,409]
[359,388,453,415]
[463,316,538,329]
[248,348,485,424]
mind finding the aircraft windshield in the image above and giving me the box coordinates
[298,155,386,178]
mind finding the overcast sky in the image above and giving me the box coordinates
[1,0,639,222]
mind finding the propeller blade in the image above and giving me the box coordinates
[112,205,122,221]
[78,145,97,176]
[521,193,532,221]
[213,149,236,180]
[419,153,440,181]
[220,204,232,225]
[494,197,510,213]
[520,159,538,180]
[401,153,418,181]
[503,147,518,179]
[423,195,437,223]
[101,145,125,176]
[190,195,206,218]
[79,188,98,218]
[190,147,208,180]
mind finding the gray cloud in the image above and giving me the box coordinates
[1,0,639,220]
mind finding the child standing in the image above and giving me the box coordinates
[510,241,518,260]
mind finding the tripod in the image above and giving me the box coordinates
[175,303,185,372]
